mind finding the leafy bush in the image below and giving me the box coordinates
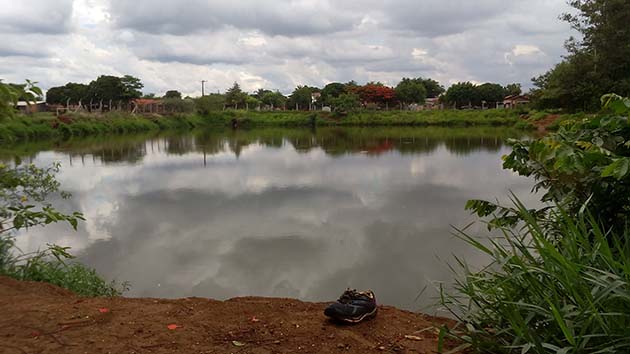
[195,94,226,114]
[469,94,630,232]
[444,94,630,353]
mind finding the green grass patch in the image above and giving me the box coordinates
[201,109,527,128]
[0,109,530,146]
[1,237,126,297]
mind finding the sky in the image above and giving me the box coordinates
[0,0,576,97]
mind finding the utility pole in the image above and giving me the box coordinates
[201,80,207,97]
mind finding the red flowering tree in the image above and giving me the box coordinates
[357,83,396,108]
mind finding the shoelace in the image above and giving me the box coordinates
[338,289,371,303]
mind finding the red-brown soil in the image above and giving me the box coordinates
[531,114,561,132]
[0,276,458,354]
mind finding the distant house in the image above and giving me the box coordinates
[409,97,443,111]
[503,95,530,109]
[16,101,47,114]
[424,97,442,110]
[133,98,165,114]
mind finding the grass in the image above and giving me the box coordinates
[0,112,210,145]
[441,198,630,354]
[206,109,529,128]
[0,236,125,297]
[0,109,535,145]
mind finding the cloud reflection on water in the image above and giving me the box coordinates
[12,127,537,312]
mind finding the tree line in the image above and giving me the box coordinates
[44,75,524,113]
[46,75,143,106]
[200,79,522,112]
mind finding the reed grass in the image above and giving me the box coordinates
[441,197,630,354]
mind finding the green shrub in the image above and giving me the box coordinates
[494,94,630,231]
[442,200,630,354]
[444,94,630,353]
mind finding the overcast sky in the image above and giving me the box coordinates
[0,0,576,96]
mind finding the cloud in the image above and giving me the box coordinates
[0,0,577,96]
[505,44,547,66]
[106,0,361,36]
[0,1,74,34]
[382,0,514,37]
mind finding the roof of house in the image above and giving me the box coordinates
[504,95,530,101]
[134,98,162,105]
[16,101,46,106]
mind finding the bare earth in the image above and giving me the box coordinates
[0,276,458,354]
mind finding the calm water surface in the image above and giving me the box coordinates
[9,127,537,312]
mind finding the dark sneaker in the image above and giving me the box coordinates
[324,289,377,323]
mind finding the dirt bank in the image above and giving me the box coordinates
[0,276,458,354]
[531,114,561,132]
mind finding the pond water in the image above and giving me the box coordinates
[9,127,538,313]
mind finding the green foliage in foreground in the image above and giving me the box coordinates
[470,94,630,232]
[443,94,630,353]
[0,162,124,297]
[0,80,42,119]
[442,200,630,354]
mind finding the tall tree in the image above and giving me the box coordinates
[120,75,143,101]
[444,82,479,108]
[288,86,314,110]
[505,83,522,96]
[419,78,445,98]
[320,82,346,105]
[46,83,89,105]
[533,0,630,111]
[225,82,247,109]
[476,83,507,105]
[88,76,125,102]
[261,91,287,109]
[254,88,273,100]
[358,83,396,107]
[164,90,182,99]
[395,78,427,105]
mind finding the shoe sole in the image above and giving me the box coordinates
[328,307,378,324]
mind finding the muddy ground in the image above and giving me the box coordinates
[0,276,460,354]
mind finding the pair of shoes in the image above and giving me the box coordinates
[324,289,377,323]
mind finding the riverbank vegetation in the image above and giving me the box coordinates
[0,162,124,297]
[0,108,541,145]
[442,93,630,353]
